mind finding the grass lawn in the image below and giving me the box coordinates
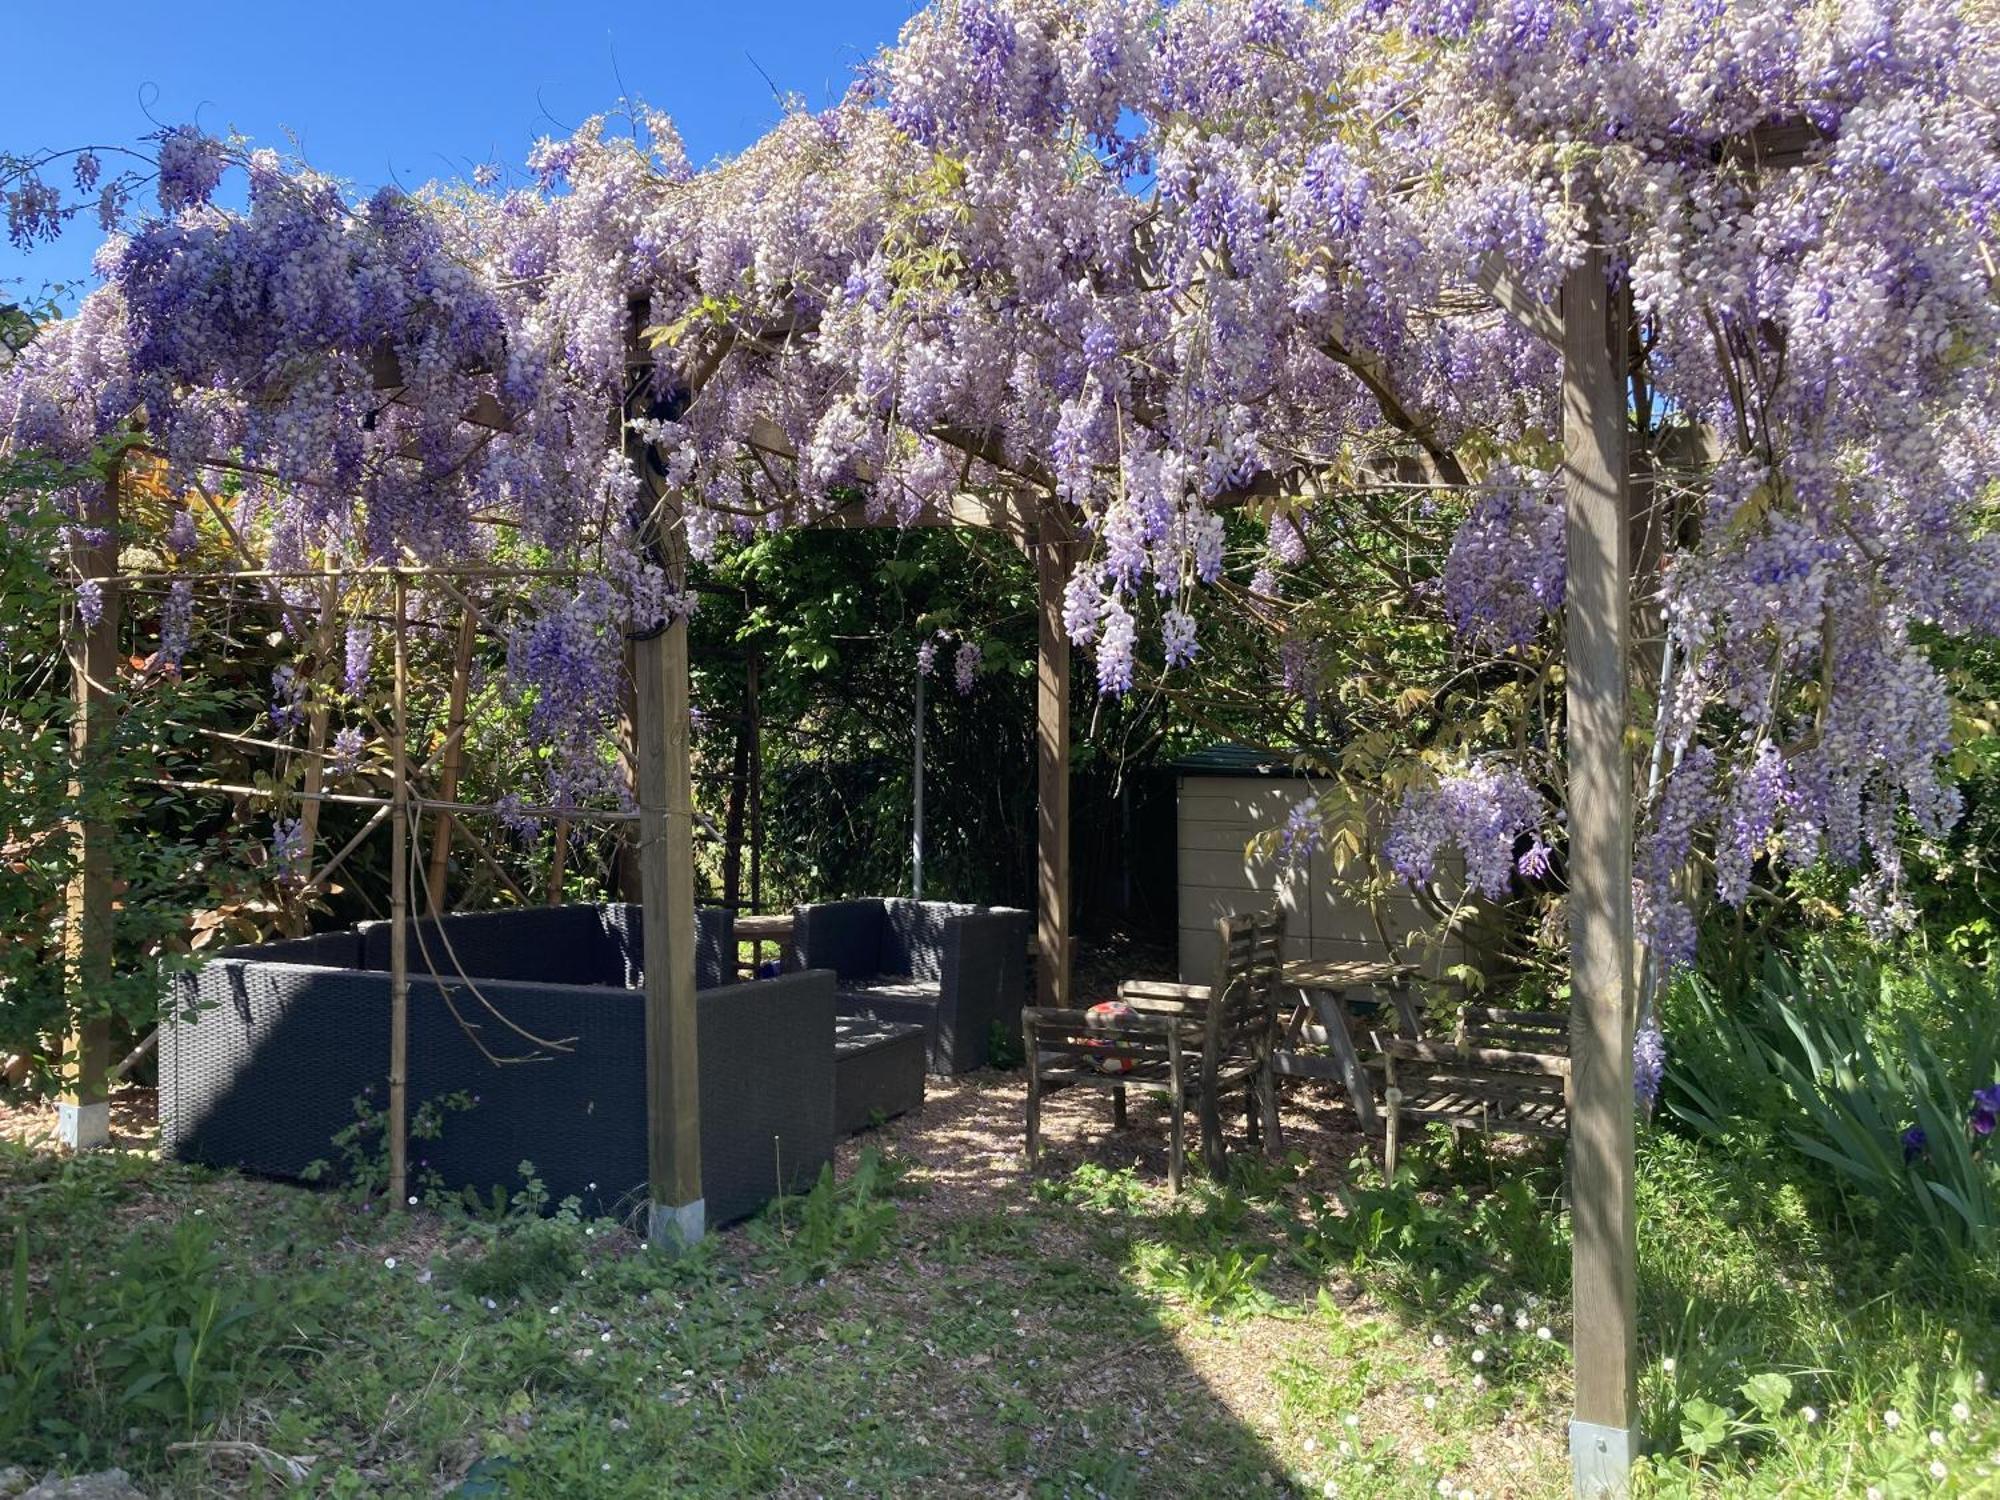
[2,1075,1996,1497]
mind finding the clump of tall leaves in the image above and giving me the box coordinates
[2,1212,315,1467]
[1667,950,2000,1279]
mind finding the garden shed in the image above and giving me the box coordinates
[1172,745,1464,984]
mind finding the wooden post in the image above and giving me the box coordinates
[387,575,411,1207]
[628,375,704,1248]
[425,609,478,915]
[1034,513,1077,1009]
[1562,244,1640,1496]
[58,460,122,1150]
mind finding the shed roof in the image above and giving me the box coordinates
[1169,743,1308,778]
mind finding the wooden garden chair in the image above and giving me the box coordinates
[1022,910,1285,1192]
[1373,1003,1572,1174]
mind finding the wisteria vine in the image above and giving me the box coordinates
[2,0,1996,990]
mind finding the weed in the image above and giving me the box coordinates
[750,1146,908,1284]
[986,1017,1025,1070]
[302,1088,477,1205]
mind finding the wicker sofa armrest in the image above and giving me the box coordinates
[935,907,1031,1072]
[790,900,889,980]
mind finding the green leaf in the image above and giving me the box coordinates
[1739,1371,1792,1419]
[1679,1397,1732,1456]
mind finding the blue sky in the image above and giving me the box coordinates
[3,0,922,303]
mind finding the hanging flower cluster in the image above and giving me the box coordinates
[915,629,982,695]
[1384,760,1550,903]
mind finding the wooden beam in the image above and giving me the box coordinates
[797,490,1039,545]
[368,346,514,434]
[1035,511,1079,1009]
[1562,244,1640,1496]
[58,459,122,1150]
[1476,252,1563,350]
[629,410,705,1249]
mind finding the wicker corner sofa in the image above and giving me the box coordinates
[789,898,1032,1074]
[159,902,839,1226]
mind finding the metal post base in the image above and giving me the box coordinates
[57,1100,111,1151]
[648,1197,706,1251]
[1571,1418,1637,1497]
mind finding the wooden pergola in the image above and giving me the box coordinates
[49,123,1822,1492]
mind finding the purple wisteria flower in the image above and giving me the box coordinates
[155,125,226,213]
[329,726,365,779]
[271,816,308,879]
[75,577,103,630]
[1385,760,1548,901]
[158,580,193,667]
[344,621,373,697]
[1278,798,1321,872]
[1516,837,1553,881]
[269,665,305,732]
[916,637,938,676]
[1633,1021,1666,1109]
[164,508,198,558]
[952,639,980,695]
[1095,595,1136,696]
[1161,607,1197,669]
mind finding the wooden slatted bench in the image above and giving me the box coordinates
[1377,1005,1572,1173]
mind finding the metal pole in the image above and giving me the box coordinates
[912,666,925,900]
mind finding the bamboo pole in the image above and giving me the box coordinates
[387,576,411,1208]
[59,456,122,1150]
[545,820,570,905]
[425,610,479,914]
[747,651,763,913]
[290,578,341,937]
[137,777,639,823]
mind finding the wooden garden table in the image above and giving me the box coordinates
[734,912,794,977]
[1274,958,1423,1131]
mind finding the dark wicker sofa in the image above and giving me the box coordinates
[159,903,833,1226]
[789,899,1031,1073]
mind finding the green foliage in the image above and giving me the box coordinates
[1666,949,2000,1278]
[301,1089,477,1204]
[1130,1240,1274,1319]
[1294,1146,1569,1308]
[0,1183,321,1470]
[451,1174,593,1305]
[0,443,269,1080]
[985,1016,1025,1070]
[689,527,1041,908]
[750,1145,909,1284]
